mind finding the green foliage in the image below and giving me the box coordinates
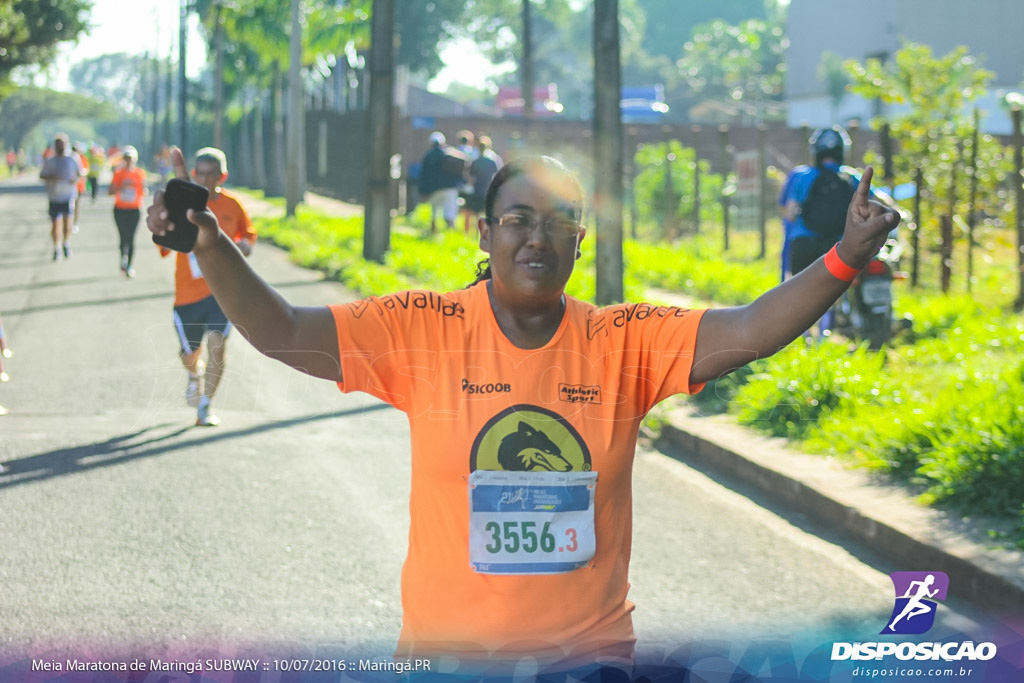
[397,0,476,79]
[0,0,91,93]
[632,141,726,239]
[0,87,117,150]
[624,238,777,306]
[677,16,787,104]
[913,368,1024,514]
[843,42,1013,290]
[817,51,849,119]
[733,342,890,441]
[619,0,780,121]
[895,293,983,343]
[68,53,154,116]
[689,364,755,414]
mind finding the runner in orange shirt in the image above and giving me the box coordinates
[147,150,899,677]
[71,142,89,233]
[108,145,147,277]
[158,147,256,427]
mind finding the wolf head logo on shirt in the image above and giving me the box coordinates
[497,421,573,471]
[470,404,591,473]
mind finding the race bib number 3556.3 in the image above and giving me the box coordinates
[468,470,597,575]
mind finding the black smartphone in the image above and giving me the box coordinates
[153,178,209,252]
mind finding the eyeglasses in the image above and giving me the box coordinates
[486,213,581,239]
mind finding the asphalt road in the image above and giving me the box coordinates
[0,181,981,666]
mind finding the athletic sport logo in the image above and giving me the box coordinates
[881,571,949,635]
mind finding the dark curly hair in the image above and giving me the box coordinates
[468,155,583,287]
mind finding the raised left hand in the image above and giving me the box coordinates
[836,166,901,269]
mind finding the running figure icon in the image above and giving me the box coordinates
[887,574,940,631]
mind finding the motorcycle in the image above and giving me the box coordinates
[826,227,911,349]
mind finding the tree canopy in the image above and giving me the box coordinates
[0,0,92,96]
[0,85,115,149]
[68,52,152,115]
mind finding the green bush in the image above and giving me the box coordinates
[625,239,778,306]
[907,363,1024,514]
[732,341,891,441]
[690,364,755,414]
[632,141,725,239]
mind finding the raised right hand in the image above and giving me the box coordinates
[145,146,221,250]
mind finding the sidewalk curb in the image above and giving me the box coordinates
[656,419,1024,616]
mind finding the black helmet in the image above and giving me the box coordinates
[810,126,850,165]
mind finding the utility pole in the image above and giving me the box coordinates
[363,0,396,262]
[1012,102,1024,311]
[178,0,188,157]
[521,0,534,120]
[213,0,225,149]
[593,0,623,305]
[164,34,173,147]
[286,0,305,217]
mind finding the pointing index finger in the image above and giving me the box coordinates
[854,165,874,204]
[171,146,189,180]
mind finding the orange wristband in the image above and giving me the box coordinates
[824,244,861,282]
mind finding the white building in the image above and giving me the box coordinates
[785,0,1024,134]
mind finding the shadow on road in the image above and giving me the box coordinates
[0,276,112,292]
[0,184,46,195]
[5,289,173,316]
[0,403,392,490]
[5,279,326,317]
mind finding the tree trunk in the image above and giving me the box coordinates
[163,51,172,146]
[235,110,253,188]
[940,214,953,294]
[178,0,189,157]
[213,2,224,149]
[966,108,979,293]
[266,62,286,197]
[593,0,623,305]
[286,0,305,217]
[521,0,534,120]
[941,140,962,293]
[363,0,396,262]
[1013,106,1024,311]
[911,167,923,288]
[252,93,268,191]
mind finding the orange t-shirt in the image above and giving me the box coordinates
[110,166,147,209]
[161,188,256,306]
[329,282,706,667]
[74,152,88,193]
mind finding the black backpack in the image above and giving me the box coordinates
[801,166,854,243]
[438,145,469,178]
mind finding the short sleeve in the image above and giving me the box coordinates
[602,305,708,413]
[328,291,460,413]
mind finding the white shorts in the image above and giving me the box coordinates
[428,188,459,223]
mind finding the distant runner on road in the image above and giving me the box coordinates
[108,145,147,278]
[38,133,85,262]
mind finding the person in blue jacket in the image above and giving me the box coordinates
[778,126,860,279]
